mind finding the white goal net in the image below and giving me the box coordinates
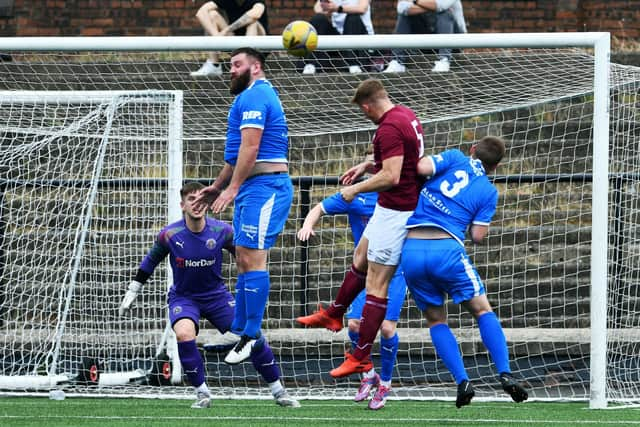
[0,34,638,407]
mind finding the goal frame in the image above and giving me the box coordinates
[0,89,185,387]
[0,32,610,408]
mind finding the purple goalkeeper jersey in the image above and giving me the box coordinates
[139,217,234,298]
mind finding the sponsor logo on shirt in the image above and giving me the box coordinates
[175,257,215,268]
[242,110,262,121]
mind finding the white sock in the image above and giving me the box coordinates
[196,383,210,396]
[269,379,284,395]
[380,379,392,388]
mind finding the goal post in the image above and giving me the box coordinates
[0,89,184,388]
[1,32,636,408]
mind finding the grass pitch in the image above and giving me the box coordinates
[1,397,640,427]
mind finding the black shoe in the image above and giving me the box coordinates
[499,373,528,403]
[456,380,474,408]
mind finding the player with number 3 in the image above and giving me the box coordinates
[401,136,528,408]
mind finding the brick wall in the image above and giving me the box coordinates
[0,0,638,40]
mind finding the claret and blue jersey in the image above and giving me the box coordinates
[139,217,234,298]
[224,79,289,166]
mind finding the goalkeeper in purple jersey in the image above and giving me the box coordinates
[400,136,528,408]
[297,190,407,410]
[119,182,299,409]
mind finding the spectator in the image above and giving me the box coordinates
[302,0,375,75]
[384,0,466,73]
[191,0,268,77]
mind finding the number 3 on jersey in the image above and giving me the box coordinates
[440,170,469,198]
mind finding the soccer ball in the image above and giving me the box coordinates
[282,20,318,58]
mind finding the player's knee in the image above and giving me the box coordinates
[347,319,360,333]
[173,319,197,342]
[473,308,492,320]
[175,329,196,342]
[379,321,396,339]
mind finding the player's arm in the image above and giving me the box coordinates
[119,237,169,316]
[297,203,326,241]
[211,127,262,213]
[340,158,376,185]
[469,224,489,244]
[416,155,435,176]
[221,2,265,35]
[341,155,403,202]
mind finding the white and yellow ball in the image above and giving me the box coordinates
[282,20,318,58]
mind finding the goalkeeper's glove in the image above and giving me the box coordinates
[119,280,142,316]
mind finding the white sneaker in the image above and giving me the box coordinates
[274,389,301,407]
[224,335,256,365]
[190,392,211,409]
[302,63,316,75]
[348,65,363,74]
[431,57,450,73]
[383,60,406,73]
[190,60,222,77]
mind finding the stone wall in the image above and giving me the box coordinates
[0,0,638,40]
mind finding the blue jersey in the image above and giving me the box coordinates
[406,149,498,245]
[139,217,234,298]
[224,79,289,166]
[321,192,378,245]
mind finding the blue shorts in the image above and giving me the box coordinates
[346,268,407,321]
[168,291,235,334]
[233,174,293,250]
[400,238,486,311]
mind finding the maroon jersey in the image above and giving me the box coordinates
[372,105,424,211]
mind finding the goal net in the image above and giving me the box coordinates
[0,34,637,407]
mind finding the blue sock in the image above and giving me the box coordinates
[379,334,399,382]
[348,329,360,352]
[177,339,205,388]
[230,274,246,334]
[478,311,511,375]
[250,337,281,383]
[243,270,270,338]
[429,323,468,384]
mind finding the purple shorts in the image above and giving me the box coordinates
[168,290,235,334]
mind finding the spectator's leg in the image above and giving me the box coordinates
[435,11,455,60]
[305,14,339,71]
[245,21,266,36]
[391,15,412,65]
[342,14,368,70]
[194,1,228,65]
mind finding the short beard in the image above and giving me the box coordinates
[230,70,251,95]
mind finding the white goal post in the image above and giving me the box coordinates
[0,32,636,409]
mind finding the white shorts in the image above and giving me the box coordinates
[362,204,413,266]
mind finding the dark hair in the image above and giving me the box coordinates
[230,47,266,68]
[351,78,388,105]
[474,136,506,169]
[180,181,205,199]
